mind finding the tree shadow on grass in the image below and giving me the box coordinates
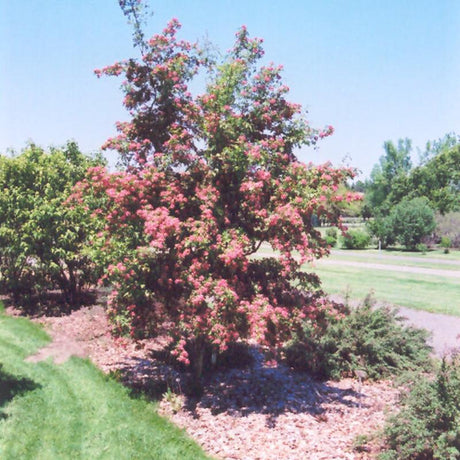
[0,365,41,420]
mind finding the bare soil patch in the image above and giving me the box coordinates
[10,303,403,459]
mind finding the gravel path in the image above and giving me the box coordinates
[329,294,460,357]
[397,306,460,357]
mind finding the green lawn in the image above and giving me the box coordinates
[308,263,460,316]
[255,245,460,316]
[0,303,210,460]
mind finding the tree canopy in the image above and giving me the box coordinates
[365,138,412,215]
[363,134,459,218]
[407,145,460,214]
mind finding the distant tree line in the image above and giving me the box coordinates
[353,133,459,249]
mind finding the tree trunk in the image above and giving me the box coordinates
[67,264,79,308]
[188,338,206,396]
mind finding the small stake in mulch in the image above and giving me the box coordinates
[354,369,368,409]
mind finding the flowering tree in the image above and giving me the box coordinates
[77,12,359,379]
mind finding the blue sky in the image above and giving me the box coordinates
[1,0,459,178]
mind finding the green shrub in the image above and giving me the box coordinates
[325,227,338,247]
[367,216,396,249]
[380,356,460,460]
[390,197,436,250]
[367,198,437,251]
[341,229,371,249]
[440,236,452,254]
[415,243,428,254]
[0,142,105,309]
[284,298,432,380]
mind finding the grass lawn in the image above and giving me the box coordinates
[0,303,210,460]
[255,244,460,316]
[308,263,460,316]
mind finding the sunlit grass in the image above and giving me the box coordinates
[0,303,210,460]
[255,244,460,315]
[361,248,460,259]
[305,264,460,316]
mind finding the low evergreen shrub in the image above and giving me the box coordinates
[380,356,460,460]
[284,297,432,380]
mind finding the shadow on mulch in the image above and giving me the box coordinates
[2,289,100,317]
[109,343,365,427]
[0,365,41,420]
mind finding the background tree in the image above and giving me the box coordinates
[418,132,459,165]
[366,215,396,249]
[407,144,460,215]
[365,138,412,216]
[364,134,459,248]
[434,212,460,249]
[78,15,360,381]
[388,197,436,250]
[0,142,104,309]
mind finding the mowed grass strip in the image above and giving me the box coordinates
[0,304,210,460]
[306,264,460,316]
[327,250,460,271]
